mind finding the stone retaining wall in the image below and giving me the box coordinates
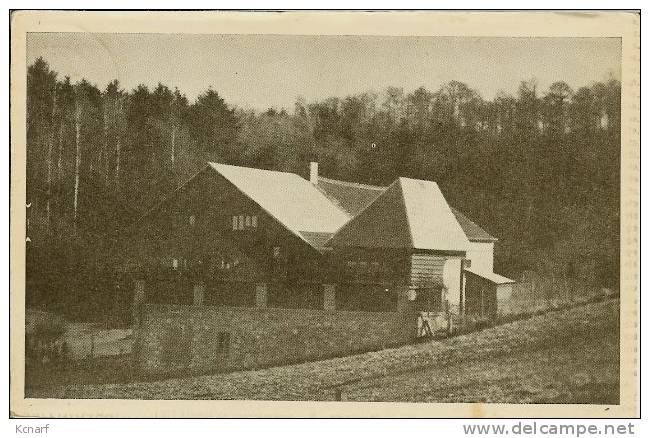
[134,289,416,374]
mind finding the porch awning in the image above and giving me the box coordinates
[464,268,515,285]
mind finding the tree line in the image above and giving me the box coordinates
[26,57,620,315]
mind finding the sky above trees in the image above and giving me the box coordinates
[27,34,621,110]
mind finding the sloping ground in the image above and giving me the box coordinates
[339,329,618,403]
[65,298,619,402]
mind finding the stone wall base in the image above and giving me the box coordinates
[134,303,416,374]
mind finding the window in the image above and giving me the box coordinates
[231,215,245,231]
[370,261,381,280]
[464,259,472,268]
[172,258,178,270]
[343,258,389,283]
[162,325,192,365]
[231,214,258,230]
[189,215,196,226]
[358,261,368,281]
[273,246,281,258]
[217,332,230,354]
[345,260,358,281]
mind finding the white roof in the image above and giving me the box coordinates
[399,177,470,252]
[465,268,515,284]
[209,162,350,240]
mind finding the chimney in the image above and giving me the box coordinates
[309,162,319,185]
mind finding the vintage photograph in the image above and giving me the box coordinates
[10,10,639,418]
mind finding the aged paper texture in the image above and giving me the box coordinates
[10,10,639,418]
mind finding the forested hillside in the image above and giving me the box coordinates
[25,57,620,315]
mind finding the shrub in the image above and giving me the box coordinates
[32,314,66,341]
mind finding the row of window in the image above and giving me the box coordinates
[162,254,472,277]
[172,214,259,231]
[162,257,244,272]
[232,215,258,231]
[150,281,397,313]
[172,215,196,228]
[342,258,473,282]
[161,249,281,273]
[344,259,390,282]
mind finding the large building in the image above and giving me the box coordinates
[122,162,514,373]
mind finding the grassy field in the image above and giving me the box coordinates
[337,329,618,403]
[61,298,619,403]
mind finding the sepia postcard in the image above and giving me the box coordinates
[9,10,640,418]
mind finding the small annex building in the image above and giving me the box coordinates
[463,268,516,318]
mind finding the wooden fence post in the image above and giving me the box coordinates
[132,279,146,327]
[255,283,268,308]
[193,281,205,306]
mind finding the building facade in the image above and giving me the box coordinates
[121,162,513,373]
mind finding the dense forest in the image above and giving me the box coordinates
[25,57,620,317]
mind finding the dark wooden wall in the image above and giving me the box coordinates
[464,271,497,317]
[115,169,331,307]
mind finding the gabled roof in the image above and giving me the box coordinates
[325,180,413,250]
[129,162,496,253]
[450,208,498,243]
[297,231,335,250]
[209,163,350,249]
[316,176,385,216]
[465,268,515,284]
[400,177,471,252]
[326,177,470,253]
[317,176,497,242]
